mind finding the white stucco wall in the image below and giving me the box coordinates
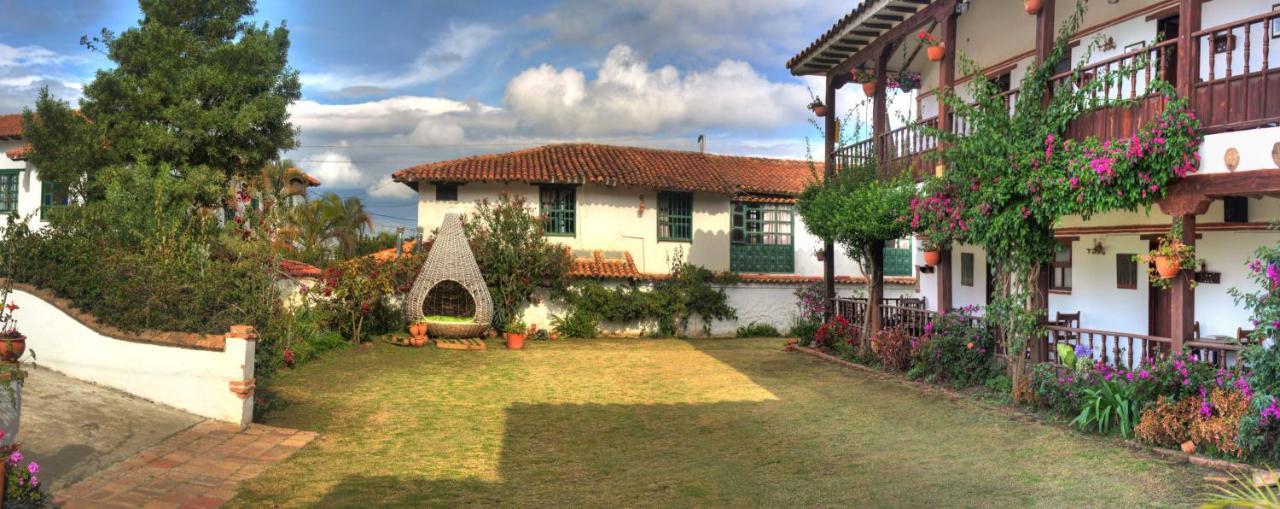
[414,180,896,279]
[15,288,256,424]
[0,140,46,231]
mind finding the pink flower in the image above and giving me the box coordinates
[26,461,38,475]
[8,451,21,464]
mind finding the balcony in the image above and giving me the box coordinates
[833,9,1280,179]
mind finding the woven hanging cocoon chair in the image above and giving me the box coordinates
[404,212,494,338]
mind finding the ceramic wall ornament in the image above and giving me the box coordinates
[1225,147,1240,172]
[1271,142,1280,168]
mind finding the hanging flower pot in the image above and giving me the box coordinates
[504,332,526,350]
[927,45,945,62]
[808,99,827,117]
[922,250,942,267]
[0,334,25,363]
[1024,0,1042,14]
[1154,255,1181,279]
[862,82,876,97]
[814,247,827,262]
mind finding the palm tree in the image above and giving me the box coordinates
[286,192,373,264]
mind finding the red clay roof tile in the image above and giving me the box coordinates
[391,143,815,197]
[0,114,21,139]
[4,144,29,161]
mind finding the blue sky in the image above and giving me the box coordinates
[0,0,880,231]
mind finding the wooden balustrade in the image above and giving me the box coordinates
[1192,10,1280,133]
[1045,325,1172,370]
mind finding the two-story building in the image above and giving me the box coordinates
[0,114,69,230]
[390,142,920,335]
[790,0,1279,363]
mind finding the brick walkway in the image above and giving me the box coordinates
[54,421,317,509]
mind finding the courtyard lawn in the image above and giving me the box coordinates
[232,338,1208,508]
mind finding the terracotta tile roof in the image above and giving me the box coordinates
[290,168,321,187]
[391,143,815,197]
[570,250,643,279]
[0,114,22,139]
[278,259,322,279]
[5,144,29,161]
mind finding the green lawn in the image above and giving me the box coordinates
[233,338,1209,508]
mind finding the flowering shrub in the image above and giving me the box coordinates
[794,282,825,324]
[870,327,914,372]
[3,438,47,507]
[464,194,572,331]
[910,306,995,387]
[814,316,860,357]
[1190,387,1251,458]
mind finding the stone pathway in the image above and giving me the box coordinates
[54,421,316,508]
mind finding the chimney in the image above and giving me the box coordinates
[697,134,706,154]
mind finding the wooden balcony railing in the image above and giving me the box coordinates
[1193,10,1280,133]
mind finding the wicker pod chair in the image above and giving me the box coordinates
[404,213,494,338]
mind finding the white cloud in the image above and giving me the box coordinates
[308,151,367,188]
[0,43,73,68]
[301,23,499,93]
[290,96,480,135]
[367,174,417,200]
[504,44,809,135]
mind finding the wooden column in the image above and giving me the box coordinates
[1034,0,1056,64]
[1032,264,1051,363]
[1176,0,1202,99]
[868,239,886,338]
[1169,214,1197,353]
[934,13,957,312]
[936,248,953,312]
[822,75,838,319]
[872,48,892,166]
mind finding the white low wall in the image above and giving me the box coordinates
[520,281,917,337]
[15,288,256,425]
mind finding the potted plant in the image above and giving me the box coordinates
[808,98,827,117]
[921,243,942,267]
[1135,220,1198,289]
[894,71,921,93]
[504,317,528,350]
[814,246,827,262]
[919,31,945,62]
[0,304,23,364]
[852,69,875,97]
[1025,0,1042,14]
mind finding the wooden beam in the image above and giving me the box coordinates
[937,247,953,312]
[1169,214,1196,351]
[873,47,892,164]
[937,13,958,135]
[1176,0,1202,98]
[823,74,838,319]
[1035,0,1056,107]
[1159,170,1280,215]
[830,0,960,78]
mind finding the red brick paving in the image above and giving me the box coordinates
[55,421,316,509]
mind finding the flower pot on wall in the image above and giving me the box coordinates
[505,332,526,350]
[1024,0,1042,15]
[862,82,876,97]
[922,250,942,267]
[1155,255,1181,279]
[927,45,945,62]
[811,105,828,117]
[0,336,25,364]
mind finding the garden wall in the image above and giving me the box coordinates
[521,281,918,337]
[12,284,257,425]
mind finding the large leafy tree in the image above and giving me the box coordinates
[22,0,301,201]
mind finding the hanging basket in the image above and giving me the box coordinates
[922,250,942,267]
[1155,255,1181,279]
[862,82,876,97]
[927,45,945,62]
[811,104,828,117]
[1025,0,1042,14]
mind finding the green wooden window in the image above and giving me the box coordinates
[1051,239,1073,291]
[40,179,69,218]
[0,171,17,214]
[960,252,975,287]
[730,202,794,273]
[657,191,692,241]
[540,185,576,236]
[884,247,913,276]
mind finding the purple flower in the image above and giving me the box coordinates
[8,451,21,464]
[27,476,36,487]
[1074,344,1093,359]
[1263,401,1280,425]
[26,461,37,475]
[1267,262,1280,288]
[1199,387,1213,418]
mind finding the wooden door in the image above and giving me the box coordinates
[1157,16,1179,86]
[1148,239,1172,339]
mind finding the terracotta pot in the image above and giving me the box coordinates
[408,322,428,338]
[1155,255,1181,279]
[922,250,942,267]
[815,250,826,262]
[1024,0,1042,14]
[410,335,427,347]
[1180,440,1196,454]
[0,335,25,363]
[927,45,945,62]
[505,332,526,350]
[549,332,560,341]
[811,105,828,117]
[862,82,876,97]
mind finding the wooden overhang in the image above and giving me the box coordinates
[786,0,946,77]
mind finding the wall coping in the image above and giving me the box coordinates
[4,281,253,352]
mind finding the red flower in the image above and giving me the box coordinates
[4,304,17,311]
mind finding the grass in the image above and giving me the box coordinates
[233,338,1208,508]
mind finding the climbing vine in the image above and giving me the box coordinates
[908,1,1202,387]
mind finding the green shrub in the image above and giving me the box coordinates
[911,307,995,387]
[1071,378,1141,439]
[736,322,780,338]
[788,316,821,346]
[463,194,572,332]
[551,310,599,338]
[558,258,736,337]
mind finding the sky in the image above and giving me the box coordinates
[0,0,902,232]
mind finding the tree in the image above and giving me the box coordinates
[285,192,374,265]
[797,161,915,347]
[22,0,300,201]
